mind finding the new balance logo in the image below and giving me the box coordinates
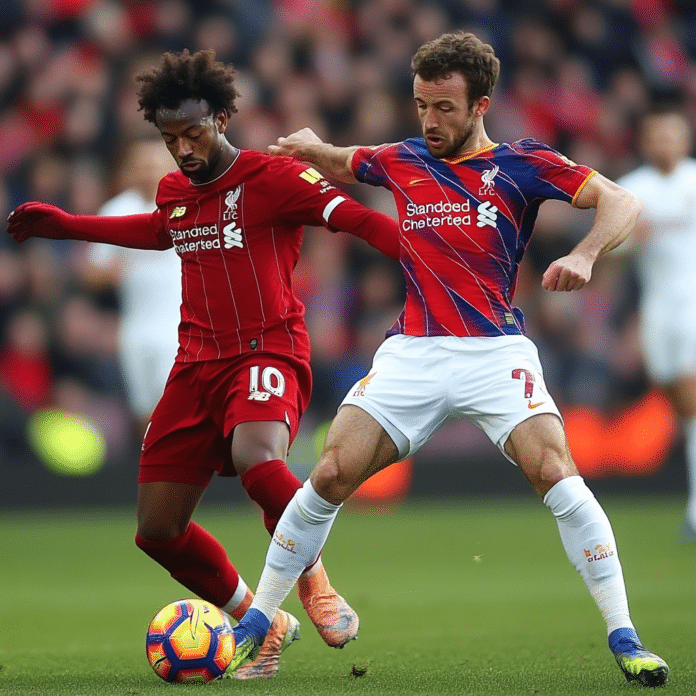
[248,390,271,401]
[223,222,243,249]
[476,201,498,228]
[169,206,186,218]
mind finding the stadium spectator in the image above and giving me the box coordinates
[0,307,53,411]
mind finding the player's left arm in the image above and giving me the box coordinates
[542,173,641,292]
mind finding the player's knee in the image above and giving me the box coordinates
[136,519,186,544]
[527,447,577,496]
[311,452,355,504]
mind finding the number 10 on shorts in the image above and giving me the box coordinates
[248,365,286,401]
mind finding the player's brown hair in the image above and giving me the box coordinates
[411,32,500,110]
[135,49,239,123]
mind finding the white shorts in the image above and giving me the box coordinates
[640,295,696,384]
[340,334,562,463]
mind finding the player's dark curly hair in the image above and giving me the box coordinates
[411,32,500,110]
[136,49,239,124]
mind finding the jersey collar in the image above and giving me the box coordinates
[443,143,498,165]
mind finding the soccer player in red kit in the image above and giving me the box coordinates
[6,49,401,679]
[228,32,670,687]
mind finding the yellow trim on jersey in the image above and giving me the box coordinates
[571,170,597,207]
[445,143,498,164]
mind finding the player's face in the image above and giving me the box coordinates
[640,113,692,174]
[156,99,229,183]
[414,73,479,159]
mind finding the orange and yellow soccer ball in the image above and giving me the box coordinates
[146,599,235,683]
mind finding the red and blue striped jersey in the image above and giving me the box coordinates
[352,138,595,337]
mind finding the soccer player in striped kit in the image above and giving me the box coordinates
[229,32,669,687]
[6,49,401,679]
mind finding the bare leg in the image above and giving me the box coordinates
[137,481,206,540]
[665,375,696,533]
[504,413,578,496]
[311,405,400,504]
[136,481,247,611]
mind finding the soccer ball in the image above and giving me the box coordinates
[146,599,235,683]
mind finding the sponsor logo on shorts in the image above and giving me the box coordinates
[353,372,375,397]
[248,391,271,401]
[528,401,545,409]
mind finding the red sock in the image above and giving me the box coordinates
[135,522,240,607]
[240,458,302,534]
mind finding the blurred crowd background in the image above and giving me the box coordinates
[1,0,694,493]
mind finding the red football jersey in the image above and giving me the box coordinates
[352,138,594,337]
[153,150,361,363]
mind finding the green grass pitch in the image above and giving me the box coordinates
[1,495,693,695]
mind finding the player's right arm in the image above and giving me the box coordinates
[541,173,641,292]
[268,128,361,183]
[6,202,173,250]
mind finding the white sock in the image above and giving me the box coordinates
[544,476,634,635]
[250,480,341,623]
[684,417,696,528]
[221,577,248,615]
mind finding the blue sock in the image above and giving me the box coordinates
[235,608,271,637]
[609,627,641,653]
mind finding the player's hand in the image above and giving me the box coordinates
[268,128,323,159]
[541,253,593,291]
[6,201,71,243]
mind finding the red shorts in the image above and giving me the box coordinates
[139,353,312,486]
